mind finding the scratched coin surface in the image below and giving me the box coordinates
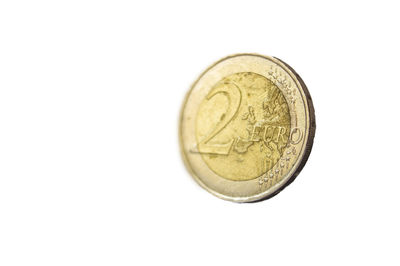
[179,54,315,202]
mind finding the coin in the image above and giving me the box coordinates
[179,54,315,202]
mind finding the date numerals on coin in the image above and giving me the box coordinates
[196,83,241,155]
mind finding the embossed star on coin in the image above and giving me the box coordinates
[179,54,315,202]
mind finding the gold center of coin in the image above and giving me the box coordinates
[195,72,291,181]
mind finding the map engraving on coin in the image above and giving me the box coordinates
[180,54,315,202]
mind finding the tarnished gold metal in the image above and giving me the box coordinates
[179,54,315,202]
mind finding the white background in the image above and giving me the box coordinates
[0,1,399,265]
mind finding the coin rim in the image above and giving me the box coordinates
[179,53,316,202]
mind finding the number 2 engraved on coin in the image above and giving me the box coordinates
[197,82,242,155]
[192,72,298,181]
